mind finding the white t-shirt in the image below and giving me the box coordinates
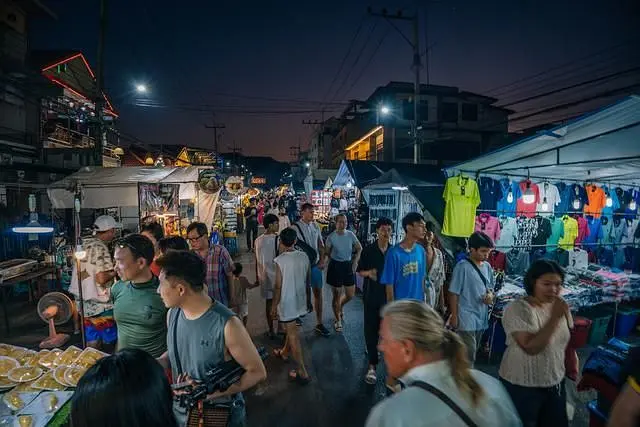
[568,248,588,270]
[294,220,321,262]
[535,182,561,217]
[255,234,278,296]
[494,217,518,249]
[274,250,310,322]
[366,360,521,427]
[499,298,573,387]
[278,214,291,232]
[622,219,639,244]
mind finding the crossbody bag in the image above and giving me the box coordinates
[411,381,479,427]
[172,308,233,427]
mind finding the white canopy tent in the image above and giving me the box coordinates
[47,166,218,227]
[445,95,640,187]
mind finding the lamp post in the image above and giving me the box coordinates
[73,185,87,349]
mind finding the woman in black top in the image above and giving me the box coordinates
[356,217,393,385]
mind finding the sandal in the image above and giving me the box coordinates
[334,320,343,332]
[288,370,311,385]
[273,348,289,362]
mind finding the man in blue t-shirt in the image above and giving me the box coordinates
[380,212,427,303]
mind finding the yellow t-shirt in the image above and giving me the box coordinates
[558,215,578,249]
[442,176,480,237]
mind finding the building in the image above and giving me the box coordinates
[308,117,339,170]
[330,100,373,167]
[339,82,513,166]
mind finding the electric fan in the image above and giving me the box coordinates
[37,292,73,349]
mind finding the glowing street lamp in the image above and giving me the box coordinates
[380,105,390,115]
[135,84,148,94]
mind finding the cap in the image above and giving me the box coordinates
[93,215,121,232]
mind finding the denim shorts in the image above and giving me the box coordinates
[310,265,323,289]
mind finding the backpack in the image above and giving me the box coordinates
[292,223,318,265]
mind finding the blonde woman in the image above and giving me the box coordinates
[366,300,521,427]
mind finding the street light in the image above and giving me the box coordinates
[225,161,230,166]
[304,162,310,168]
[135,84,148,94]
[380,105,390,115]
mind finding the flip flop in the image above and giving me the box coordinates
[273,348,289,362]
[288,370,311,385]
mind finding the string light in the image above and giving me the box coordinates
[522,182,535,204]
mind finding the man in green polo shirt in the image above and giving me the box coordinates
[111,233,167,357]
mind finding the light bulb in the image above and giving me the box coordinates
[506,191,514,204]
[522,188,536,204]
[541,198,549,211]
[346,181,353,189]
[573,199,581,210]
[74,244,87,260]
[605,196,613,207]
[630,200,637,211]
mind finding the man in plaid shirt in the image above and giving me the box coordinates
[186,222,235,308]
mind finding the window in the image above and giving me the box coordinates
[462,103,478,121]
[441,102,458,123]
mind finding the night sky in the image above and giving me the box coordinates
[31,0,639,161]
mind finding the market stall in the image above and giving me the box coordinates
[442,95,640,389]
[47,166,219,232]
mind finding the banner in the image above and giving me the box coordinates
[138,183,180,235]
[198,169,222,194]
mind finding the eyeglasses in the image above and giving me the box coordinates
[187,235,203,242]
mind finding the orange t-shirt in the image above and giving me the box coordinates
[584,184,606,218]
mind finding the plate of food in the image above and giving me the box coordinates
[72,347,107,370]
[2,393,40,412]
[11,382,37,393]
[37,350,61,370]
[51,367,70,388]
[7,367,43,384]
[0,345,15,357]
[0,413,54,427]
[62,366,86,388]
[0,376,17,391]
[18,391,72,416]
[52,346,81,368]
[0,358,19,377]
[30,372,65,392]
[11,351,36,368]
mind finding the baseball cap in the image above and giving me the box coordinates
[93,215,121,232]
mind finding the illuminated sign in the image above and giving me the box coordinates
[250,176,266,185]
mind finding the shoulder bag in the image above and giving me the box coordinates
[172,308,233,427]
[411,381,479,427]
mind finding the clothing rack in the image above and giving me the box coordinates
[476,209,639,217]
[492,242,638,250]
[457,171,640,190]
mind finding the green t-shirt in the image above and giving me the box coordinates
[112,275,168,357]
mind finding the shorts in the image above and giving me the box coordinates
[84,315,117,344]
[326,260,355,287]
[261,286,274,300]
[235,303,249,318]
[310,265,324,289]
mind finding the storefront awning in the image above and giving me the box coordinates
[444,95,640,186]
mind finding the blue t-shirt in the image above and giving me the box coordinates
[380,243,426,301]
[448,259,494,331]
[496,179,520,217]
[326,230,360,262]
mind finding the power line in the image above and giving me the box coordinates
[330,20,379,102]
[342,27,391,98]
[483,39,636,97]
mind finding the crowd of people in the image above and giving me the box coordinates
[66,193,640,427]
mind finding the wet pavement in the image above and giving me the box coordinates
[0,234,593,427]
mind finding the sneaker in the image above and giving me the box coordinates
[334,320,343,332]
[365,367,377,385]
[314,324,330,336]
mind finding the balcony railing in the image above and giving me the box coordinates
[43,124,119,159]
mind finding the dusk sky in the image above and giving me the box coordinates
[31,0,639,161]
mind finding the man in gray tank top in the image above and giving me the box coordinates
[155,251,267,427]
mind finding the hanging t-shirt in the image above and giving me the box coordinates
[568,248,588,270]
[622,219,639,245]
[516,180,540,218]
[531,216,552,246]
[488,250,506,271]
[497,179,521,217]
[575,216,591,246]
[623,189,640,219]
[558,215,579,249]
[601,185,620,218]
[478,177,503,211]
[562,184,588,212]
[546,217,565,250]
[583,217,604,248]
[605,217,628,250]
[536,182,561,217]
[475,213,501,244]
[442,175,480,237]
[494,216,518,249]
[506,250,530,275]
[584,184,607,218]
[554,182,569,215]
[514,216,538,249]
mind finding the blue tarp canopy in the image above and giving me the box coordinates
[444,95,640,187]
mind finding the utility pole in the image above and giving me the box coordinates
[204,123,226,155]
[94,0,107,166]
[368,6,422,164]
[227,141,242,175]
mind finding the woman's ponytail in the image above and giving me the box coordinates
[443,329,485,406]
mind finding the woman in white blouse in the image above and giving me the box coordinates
[499,259,573,427]
[422,222,446,310]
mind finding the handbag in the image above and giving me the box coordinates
[411,381,478,427]
[172,308,232,427]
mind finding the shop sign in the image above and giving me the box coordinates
[225,176,244,195]
[251,176,266,185]
[198,169,222,194]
